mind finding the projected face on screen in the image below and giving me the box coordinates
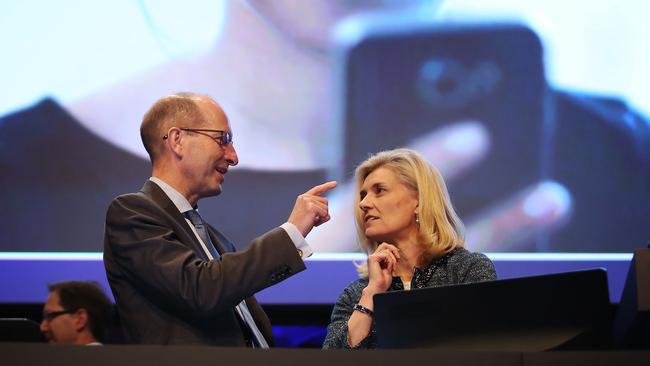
[0,0,648,253]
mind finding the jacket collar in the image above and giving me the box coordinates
[139,180,218,258]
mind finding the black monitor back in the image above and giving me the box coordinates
[0,318,44,343]
[614,248,650,348]
[375,269,611,350]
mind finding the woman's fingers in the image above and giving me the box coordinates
[375,243,401,260]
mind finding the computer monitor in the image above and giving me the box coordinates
[613,249,650,348]
[374,269,612,350]
[0,318,44,343]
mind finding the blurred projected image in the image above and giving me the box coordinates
[0,0,648,253]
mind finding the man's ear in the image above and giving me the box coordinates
[165,127,184,157]
[73,308,89,333]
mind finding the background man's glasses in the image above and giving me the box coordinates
[42,309,78,321]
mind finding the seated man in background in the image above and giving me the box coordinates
[40,281,112,345]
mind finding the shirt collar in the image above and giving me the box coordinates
[149,177,194,214]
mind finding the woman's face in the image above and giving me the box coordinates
[359,166,419,243]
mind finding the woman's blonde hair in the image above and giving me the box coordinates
[354,149,465,276]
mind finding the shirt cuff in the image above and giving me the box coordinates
[280,222,313,259]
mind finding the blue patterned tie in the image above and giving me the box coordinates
[184,210,220,260]
[183,210,269,348]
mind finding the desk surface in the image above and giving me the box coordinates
[1,343,648,366]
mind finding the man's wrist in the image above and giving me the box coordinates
[280,222,313,258]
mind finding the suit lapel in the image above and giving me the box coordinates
[140,180,208,259]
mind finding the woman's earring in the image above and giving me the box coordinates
[415,213,420,224]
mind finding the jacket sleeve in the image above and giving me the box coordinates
[322,280,376,349]
[462,252,497,283]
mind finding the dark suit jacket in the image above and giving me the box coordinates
[103,180,306,345]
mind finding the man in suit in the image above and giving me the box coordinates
[103,92,336,346]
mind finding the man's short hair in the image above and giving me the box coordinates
[47,281,112,342]
[140,92,212,163]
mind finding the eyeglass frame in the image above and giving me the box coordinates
[162,128,233,147]
[42,309,79,322]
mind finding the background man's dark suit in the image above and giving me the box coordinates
[103,180,305,345]
[0,98,323,252]
[2,96,649,253]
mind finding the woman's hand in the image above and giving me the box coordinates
[365,243,401,295]
[347,243,401,347]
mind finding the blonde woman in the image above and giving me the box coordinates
[323,148,496,349]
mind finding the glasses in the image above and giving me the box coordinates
[163,128,233,147]
[42,309,78,322]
